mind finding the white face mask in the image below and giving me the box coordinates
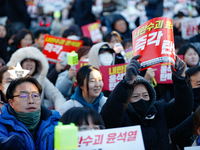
[99,52,113,66]
[3,83,9,95]
[82,58,89,62]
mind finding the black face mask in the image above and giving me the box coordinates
[192,87,200,111]
[131,99,150,117]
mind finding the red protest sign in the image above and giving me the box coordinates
[152,64,172,84]
[151,55,183,84]
[99,63,128,91]
[43,35,83,63]
[132,17,175,70]
[81,22,103,43]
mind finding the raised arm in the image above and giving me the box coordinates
[100,55,141,128]
[165,55,194,128]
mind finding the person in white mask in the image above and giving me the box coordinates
[55,46,91,99]
[0,66,15,113]
[89,42,115,69]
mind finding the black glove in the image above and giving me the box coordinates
[1,134,25,150]
[125,55,141,84]
[171,55,186,79]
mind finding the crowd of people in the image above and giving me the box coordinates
[0,0,200,149]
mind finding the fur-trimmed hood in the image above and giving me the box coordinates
[88,42,115,69]
[7,47,49,84]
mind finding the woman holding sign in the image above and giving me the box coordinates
[100,55,193,150]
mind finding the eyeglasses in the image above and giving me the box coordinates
[78,125,105,131]
[13,93,41,101]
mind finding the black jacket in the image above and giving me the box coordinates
[73,0,96,27]
[101,75,193,150]
[188,34,200,43]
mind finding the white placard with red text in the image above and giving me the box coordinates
[181,17,200,40]
[77,125,145,150]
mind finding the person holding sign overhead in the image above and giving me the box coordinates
[100,55,193,150]
[7,47,66,111]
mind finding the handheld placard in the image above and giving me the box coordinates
[67,51,78,69]
[54,122,78,150]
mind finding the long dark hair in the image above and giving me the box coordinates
[59,107,105,126]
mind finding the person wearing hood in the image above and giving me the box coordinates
[59,65,107,116]
[100,55,193,150]
[88,42,115,69]
[7,47,66,111]
[111,14,132,40]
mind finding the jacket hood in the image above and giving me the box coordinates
[7,46,49,84]
[88,42,115,69]
[127,75,157,116]
[111,14,129,31]
[70,87,104,112]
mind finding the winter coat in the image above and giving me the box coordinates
[170,115,194,149]
[7,47,66,111]
[73,0,96,27]
[101,75,193,150]
[55,70,73,98]
[88,42,115,69]
[6,0,30,28]
[0,104,61,150]
[59,87,107,115]
[188,34,200,43]
[146,0,163,19]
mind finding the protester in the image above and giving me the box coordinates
[100,55,193,150]
[60,107,105,131]
[111,14,132,39]
[88,42,115,69]
[55,46,90,98]
[170,65,200,149]
[5,28,33,63]
[0,76,60,149]
[59,65,107,115]
[7,47,66,111]
[0,66,15,114]
[73,0,96,28]
[177,44,200,70]
[32,27,49,52]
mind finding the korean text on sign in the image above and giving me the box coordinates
[77,125,145,150]
[132,17,175,70]
[43,35,83,63]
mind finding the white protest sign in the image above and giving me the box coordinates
[181,17,200,40]
[77,125,145,150]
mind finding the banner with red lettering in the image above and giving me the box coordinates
[99,63,128,91]
[132,17,175,71]
[181,17,200,40]
[43,35,83,63]
[77,125,145,150]
[81,22,103,43]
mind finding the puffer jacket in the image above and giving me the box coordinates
[101,75,193,150]
[0,104,61,150]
